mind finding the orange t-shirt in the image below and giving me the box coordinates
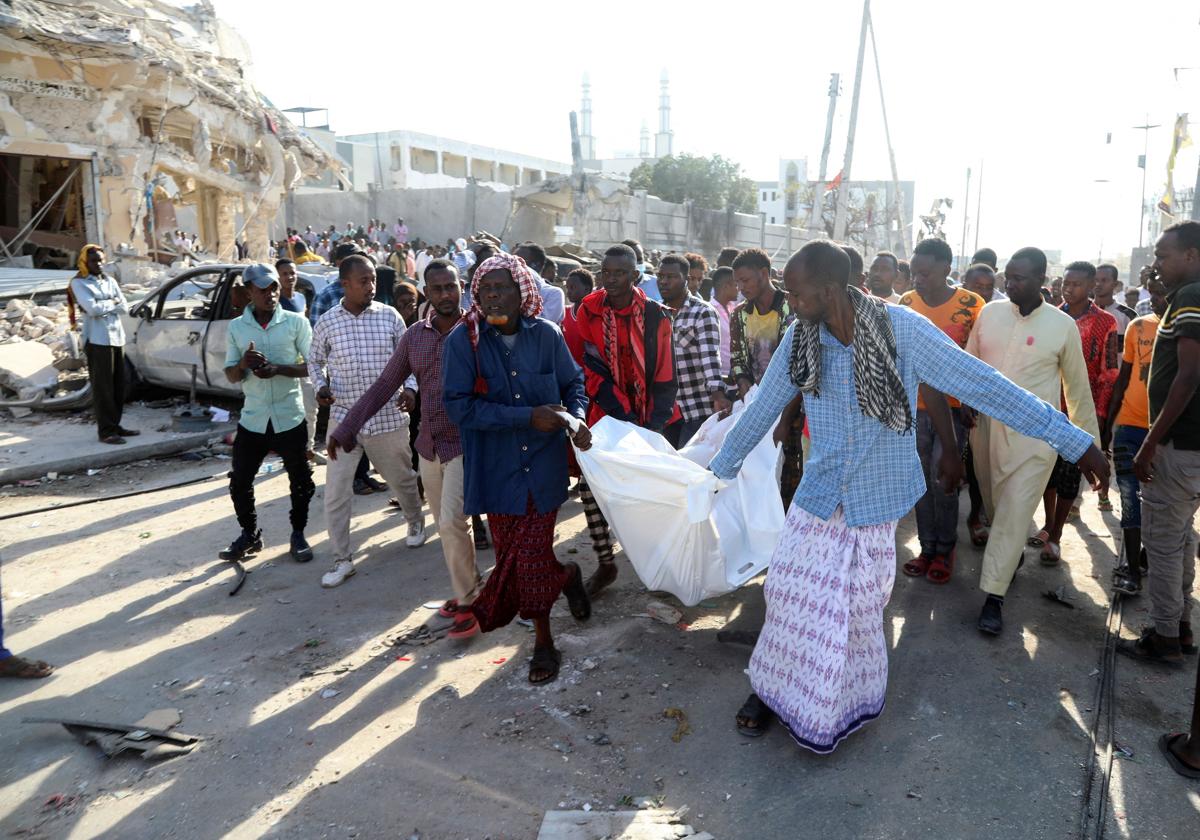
[899,287,985,409]
[1115,313,1159,429]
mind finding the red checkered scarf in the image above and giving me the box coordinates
[599,285,650,425]
[465,251,544,394]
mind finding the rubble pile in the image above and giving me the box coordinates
[1,299,75,358]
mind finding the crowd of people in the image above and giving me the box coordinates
[8,221,1199,779]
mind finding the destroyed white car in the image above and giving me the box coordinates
[121,264,336,398]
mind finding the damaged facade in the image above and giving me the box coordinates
[0,0,344,269]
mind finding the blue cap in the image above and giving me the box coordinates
[242,263,279,289]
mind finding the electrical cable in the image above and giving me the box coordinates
[0,471,225,522]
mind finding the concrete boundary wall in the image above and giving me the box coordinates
[282,186,813,267]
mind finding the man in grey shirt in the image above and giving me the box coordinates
[70,244,138,444]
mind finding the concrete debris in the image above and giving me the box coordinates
[0,299,78,360]
[0,339,58,394]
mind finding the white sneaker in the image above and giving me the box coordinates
[321,560,355,588]
[406,521,427,548]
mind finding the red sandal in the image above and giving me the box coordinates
[437,599,459,619]
[926,550,954,584]
[903,553,934,577]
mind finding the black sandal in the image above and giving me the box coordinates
[735,693,772,737]
[528,646,561,685]
[562,562,591,621]
[1112,567,1141,596]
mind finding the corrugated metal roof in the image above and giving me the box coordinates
[0,268,77,298]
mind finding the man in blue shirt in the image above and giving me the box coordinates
[443,251,592,685]
[710,240,1108,754]
[222,264,316,564]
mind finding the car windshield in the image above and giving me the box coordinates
[158,273,222,320]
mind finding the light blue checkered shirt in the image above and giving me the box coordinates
[710,304,1093,527]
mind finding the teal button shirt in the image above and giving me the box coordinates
[225,305,312,434]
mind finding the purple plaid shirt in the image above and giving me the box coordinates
[332,310,463,462]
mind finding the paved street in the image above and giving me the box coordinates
[0,455,1196,839]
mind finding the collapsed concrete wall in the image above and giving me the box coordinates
[0,0,344,267]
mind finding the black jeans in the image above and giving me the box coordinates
[85,343,125,438]
[229,420,315,534]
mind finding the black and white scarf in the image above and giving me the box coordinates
[788,285,913,434]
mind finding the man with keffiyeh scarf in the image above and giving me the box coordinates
[710,240,1109,753]
[442,252,593,685]
[69,244,137,445]
[573,243,679,596]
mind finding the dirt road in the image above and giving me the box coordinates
[0,455,1196,839]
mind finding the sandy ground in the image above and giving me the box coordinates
[0,453,1197,839]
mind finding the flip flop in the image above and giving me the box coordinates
[528,646,561,685]
[562,562,591,621]
[1027,529,1049,548]
[903,553,934,577]
[1158,733,1200,779]
[736,693,772,737]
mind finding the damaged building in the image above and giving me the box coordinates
[0,0,344,269]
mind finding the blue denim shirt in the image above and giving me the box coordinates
[442,316,587,515]
[711,304,1093,527]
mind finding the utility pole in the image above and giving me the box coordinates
[808,72,840,237]
[973,160,983,254]
[832,0,871,243]
[1134,116,1161,247]
[866,9,907,257]
[960,167,971,270]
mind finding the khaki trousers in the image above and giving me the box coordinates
[325,422,423,562]
[419,454,481,604]
[973,418,1058,596]
[1142,441,1200,636]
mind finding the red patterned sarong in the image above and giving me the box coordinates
[470,496,567,631]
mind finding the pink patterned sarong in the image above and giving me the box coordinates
[749,505,897,753]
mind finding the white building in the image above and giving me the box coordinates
[337,129,571,191]
[756,158,809,224]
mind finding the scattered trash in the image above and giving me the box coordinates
[663,707,690,742]
[320,689,340,699]
[179,452,204,462]
[1042,586,1076,608]
[86,468,104,476]
[275,598,292,605]
[138,532,151,539]
[209,407,231,423]
[593,733,612,746]
[582,803,592,812]
[1115,744,1135,760]
[580,658,598,671]
[395,656,411,662]
[304,639,322,648]
[906,791,923,800]
[23,709,200,760]
[46,471,58,480]
[646,600,683,626]
[491,658,507,665]
[42,793,79,812]
[18,479,38,487]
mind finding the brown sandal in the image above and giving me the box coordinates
[0,655,54,679]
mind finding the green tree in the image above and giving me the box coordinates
[628,153,758,213]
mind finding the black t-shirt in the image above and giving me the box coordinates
[1148,278,1200,449]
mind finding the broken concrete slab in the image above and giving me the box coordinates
[537,810,710,840]
[0,339,58,394]
[23,708,200,761]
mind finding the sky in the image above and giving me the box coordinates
[212,0,1200,265]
